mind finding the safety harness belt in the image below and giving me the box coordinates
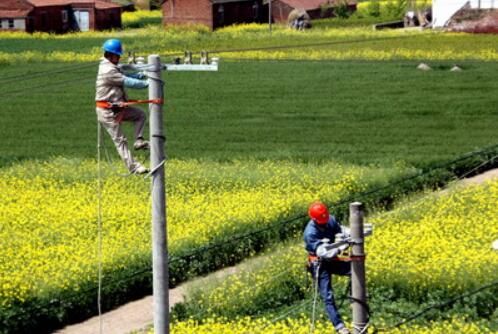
[96,99,164,109]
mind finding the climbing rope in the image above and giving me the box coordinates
[309,261,321,334]
[96,122,104,334]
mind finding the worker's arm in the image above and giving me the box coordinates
[124,76,148,89]
[316,241,348,259]
[126,71,146,80]
[304,228,323,254]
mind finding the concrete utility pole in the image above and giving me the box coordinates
[269,0,272,33]
[147,55,169,334]
[349,202,368,334]
[118,53,218,334]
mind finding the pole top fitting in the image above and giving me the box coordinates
[350,202,364,211]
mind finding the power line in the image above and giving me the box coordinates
[0,62,97,86]
[5,143,497,329]
[372,279,498,333]
[173,35,425,58]
[2,50,497,99]
[1,37,399,88]
[180,263,306,321]
[0,74,97,98]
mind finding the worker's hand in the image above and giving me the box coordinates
[319,238,330,245]
[135,71,147,80]
[316,240,349,259]
[124,77,148,89]
[337,243,349,253]
[317,244,339,259]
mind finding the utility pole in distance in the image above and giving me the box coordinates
[350,202,368,334]
[147,54,169,334]
[268,0,272,33]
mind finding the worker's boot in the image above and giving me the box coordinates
[133,164,149,175]
[134,138,149,150]
[337,327,351,334]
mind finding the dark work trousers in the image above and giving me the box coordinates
[310,259,351,329]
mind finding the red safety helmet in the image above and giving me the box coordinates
[308,201,329,225]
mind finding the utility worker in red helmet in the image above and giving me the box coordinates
[304,201,351,334]
[95,38,150,175]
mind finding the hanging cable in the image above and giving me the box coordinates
[371,279,498,333]
[96,122,104,334]
[0,62,97,86]
[309,261,320,334]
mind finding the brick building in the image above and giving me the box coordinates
[162,0,267,30]
[269,0,354,22]
[162,0,356,30]
[0,0,122,33]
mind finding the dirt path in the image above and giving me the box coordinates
[54,168,498,334]
[54,267,238,334]
[460,168,498,185]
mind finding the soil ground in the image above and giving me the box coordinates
[54,168,498,334]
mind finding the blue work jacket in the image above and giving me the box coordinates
[303,215,342,255]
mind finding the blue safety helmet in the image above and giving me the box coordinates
[103,39,123,56]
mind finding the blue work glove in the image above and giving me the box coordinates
[124,76,148,89]
[127,71,147,80]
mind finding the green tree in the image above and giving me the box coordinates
[367,0,381,17]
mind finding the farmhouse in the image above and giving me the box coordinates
[267,0,356,23]
[161,0,356,30]
[433,0,498,32]
[162,0,266,30]
[0,0,122,33]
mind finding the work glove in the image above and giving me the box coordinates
[135,71,147,80]
[316,239,349,259]
[125,71,147,80]
[337,243,349,253]
[124,76,148,89]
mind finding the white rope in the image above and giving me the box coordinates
[99,127,133,178]
[97,122,104,334]
[309,261,320,334]
[353,322,370,334]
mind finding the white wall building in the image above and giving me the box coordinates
[432,0,497,27]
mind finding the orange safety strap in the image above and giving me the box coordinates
[308,255,318,263]
[307,254,366,263]
[96,99,164,109]
[332,255,366,262]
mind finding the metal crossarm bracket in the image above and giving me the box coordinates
[162,63,219,72]
[324,224,373,250]
[119,59,219,73]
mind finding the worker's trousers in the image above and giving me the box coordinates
[310,260,351,330]
[96,106,146,172]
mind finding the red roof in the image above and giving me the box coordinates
[0,9,31,17]
[0,0,33,17]
[94,0,122,9]
[26,0,120,9]
[277,0,330,11]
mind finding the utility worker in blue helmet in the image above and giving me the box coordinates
[304,201,351,334]
[95,39,150,174]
